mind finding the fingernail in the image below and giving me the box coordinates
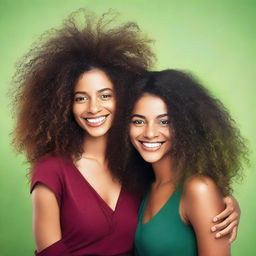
[216,233,221,238]
[213,217,218,222]
[211,226,216,232]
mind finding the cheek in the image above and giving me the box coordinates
[129,126,140,143]
[72,104,82,116]
[129,126,135,141]
[104,100,116,113]
[160,127,171,139]
[110,101,116,113]
[164,141,172,151]
[72,104,78,116]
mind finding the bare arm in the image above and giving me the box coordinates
[182,177,230,256]
[31,184,61,252]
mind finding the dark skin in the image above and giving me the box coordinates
[130,94,240,245]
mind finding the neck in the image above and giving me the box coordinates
[82,134,107,164]
[152,153,175,186]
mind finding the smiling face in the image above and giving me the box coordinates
[129,94,172,163]
[73,69,116,138]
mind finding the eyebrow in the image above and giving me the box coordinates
[74,88,113,95]
[131,114,145,119]
[131,113,168,119]
[157,114,168,118]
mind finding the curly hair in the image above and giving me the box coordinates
[11,9,155,175]
[121,69,248,196]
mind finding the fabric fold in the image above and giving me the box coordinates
[35,240,71,256]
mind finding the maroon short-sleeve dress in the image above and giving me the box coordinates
[30,155,140,256]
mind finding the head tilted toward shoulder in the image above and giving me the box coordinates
[124,69,248,195]
[11,9,155,170]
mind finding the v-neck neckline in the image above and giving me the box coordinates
[71,161,123,213]
[141,189,178,225]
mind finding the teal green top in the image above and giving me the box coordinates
[134,188,197,256]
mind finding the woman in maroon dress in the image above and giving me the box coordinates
[11,10,240,256]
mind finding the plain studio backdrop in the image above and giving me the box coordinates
[0,0,255,255]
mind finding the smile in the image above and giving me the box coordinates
[83,115,109,127]
[139,140,165,150]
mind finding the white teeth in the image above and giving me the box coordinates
[142,142,161,148]
[86,116,106,123]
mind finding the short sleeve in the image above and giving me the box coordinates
[30,156,63,205]
[35,239,71,256]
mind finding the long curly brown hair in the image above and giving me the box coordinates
[120,70,248,196]
[11,9,155,177]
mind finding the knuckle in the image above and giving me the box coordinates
[214,224,220,229]
[226,197,232,204]
[222,229,229,235]
[228,208,233,215]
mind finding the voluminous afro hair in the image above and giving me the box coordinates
[121,69,248,196]
[11,9,155,173]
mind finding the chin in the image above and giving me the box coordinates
[85,126,111,138]
[139,154,162,163]
[87,131,110,138]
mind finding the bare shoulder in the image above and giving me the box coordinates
[183,175,222,201]
[181,175,225,223]
[181,178,230,255]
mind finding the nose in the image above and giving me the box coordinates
[87,98,101,114]
[143,122,158,139]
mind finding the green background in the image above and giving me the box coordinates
[0,0,255,255]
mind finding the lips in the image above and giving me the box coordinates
[83,114,109,127]
[139,140,165,151]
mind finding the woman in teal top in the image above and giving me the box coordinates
[136,188,197,256]
[125,70,247,255]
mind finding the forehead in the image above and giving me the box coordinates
[74,69,114,92]
[132,94,168,116]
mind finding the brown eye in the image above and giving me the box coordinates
[159,120,170,125]
[74,96,88,103]
[100,94,112,100]
[132,119,145,126]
